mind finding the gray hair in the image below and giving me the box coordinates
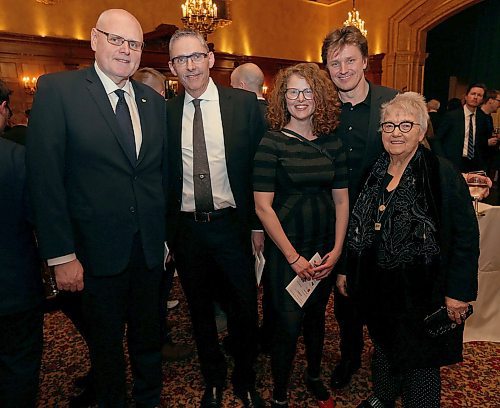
[380,92,429,134]
[169,29,208,56]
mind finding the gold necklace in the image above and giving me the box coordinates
[374,188,397,231]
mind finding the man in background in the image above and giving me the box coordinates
[132,66,194,363]
[478,89,500,184]
[321,25,398,390]
[427,98,442,132]
[27,9,167,407]
[433,83,489,172]
[0,79,44,407]
[231,62,268,125]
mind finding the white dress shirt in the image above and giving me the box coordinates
[180,78,236,212]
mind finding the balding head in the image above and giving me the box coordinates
[230,63,265,97]
[91,9,144,87]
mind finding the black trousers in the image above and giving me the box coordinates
[0,307,43,408]
[333,286,364,364]
[271,286,330,401]
[82,235,163,407]
[173,210,258,389]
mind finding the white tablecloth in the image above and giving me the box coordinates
[463,202,500,342]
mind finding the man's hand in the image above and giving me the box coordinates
[251,231,265,255]
[54,258,84,292]
[488,137,498,147]
[463,173,492,200]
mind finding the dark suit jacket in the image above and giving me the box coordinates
[2,124,28,145]
[431,107,489,171]
[0,138,43,315]
[257,98,269,128]
[165,84,264,242]
[26,66,167,277]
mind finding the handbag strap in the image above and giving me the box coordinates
[280,128,334,163]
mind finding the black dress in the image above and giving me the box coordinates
[253,130,348,311]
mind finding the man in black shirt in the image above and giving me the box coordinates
[321,26,397,389]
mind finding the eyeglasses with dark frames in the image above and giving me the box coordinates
[381,121,420,133]
[285,88,314,100]
[171,52,209,66]
[95,28,144,51]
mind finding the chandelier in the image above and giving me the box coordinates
[343,0,367,37]
[181,0,231,39]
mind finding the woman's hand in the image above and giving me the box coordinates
[290,255,315,280]
[312,250,341,280]
[445,296,471,325]
[336,274,348,297]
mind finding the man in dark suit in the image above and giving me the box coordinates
[0,80,44,408]
[231,63,269,127]
[432,83,489,172]
[26,9,167,407]
[166,29,265,408]
[321,26,398,390]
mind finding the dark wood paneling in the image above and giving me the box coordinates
[0,31,384,121]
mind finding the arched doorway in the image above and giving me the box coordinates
[383,0,484,92]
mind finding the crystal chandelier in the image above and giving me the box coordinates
[181,0,231,40]
[343,0,367,37]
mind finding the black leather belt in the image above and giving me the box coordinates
[180,207,235,223]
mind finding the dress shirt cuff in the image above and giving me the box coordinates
[47,253,77,266]
[251,229,264,233]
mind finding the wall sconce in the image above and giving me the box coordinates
[23,76,38,95]
[262,85,268,97]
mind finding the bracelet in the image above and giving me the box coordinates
[289,254,300,265]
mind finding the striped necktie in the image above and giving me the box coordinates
[467,113,474,160]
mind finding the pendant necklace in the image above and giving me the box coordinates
[374,188,397,231]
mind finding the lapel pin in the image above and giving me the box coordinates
[141,98,147,103]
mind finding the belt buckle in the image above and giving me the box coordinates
[194,211,211,222]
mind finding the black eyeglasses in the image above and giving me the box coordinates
[285,88,314,100]
[95,28,144,51]
[381,121,420,133]
[171,52,208,66]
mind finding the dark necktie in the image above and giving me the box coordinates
[192,99,214,213]
[114,89,137,163]
[467,113,474,160]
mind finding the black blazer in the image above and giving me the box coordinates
[165,84,265,242]
[26,66,167,277]
[0,138,43,315]
[432,107,489,171]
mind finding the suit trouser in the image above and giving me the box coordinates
[0,307,43,408]
[333,286,364,364]
[173,210,259,389]
[82,234,163,408]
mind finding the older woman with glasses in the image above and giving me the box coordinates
[337,92,478,408]
[253,63,348,408]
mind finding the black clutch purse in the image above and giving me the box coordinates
[424,304,473,338]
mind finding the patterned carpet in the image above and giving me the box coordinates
[39,280,500,407]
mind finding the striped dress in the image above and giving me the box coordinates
[253,130,348,311]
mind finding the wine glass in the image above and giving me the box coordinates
[466,170,489,216]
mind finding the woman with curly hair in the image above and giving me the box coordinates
[253,63,349,407]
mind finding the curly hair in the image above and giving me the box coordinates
[266,63,341,136]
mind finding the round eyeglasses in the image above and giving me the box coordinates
[381,121,420,133]
[285,88,314,100]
